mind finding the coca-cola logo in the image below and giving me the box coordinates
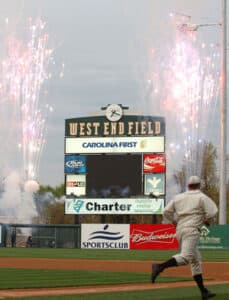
[144,154,165,172]
[145,157,164,165]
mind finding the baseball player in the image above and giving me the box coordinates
[151,175,218,300]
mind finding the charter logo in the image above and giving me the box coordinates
[81,224,129,249]
[73,199,84,213]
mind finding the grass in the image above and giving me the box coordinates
[0,248,227,299]
[3,284,229,300]
[0,248,228,262]
[0,268,189,289]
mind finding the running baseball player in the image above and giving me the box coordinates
[151,175,218,300]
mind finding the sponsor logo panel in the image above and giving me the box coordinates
[143,154,165,173]
[144,173,165,196]
[130,224,179,250]
[66,174,86,196]
[65,136,164,154]
[65,155,86,174]
[65,198,164,215]
[81,224,130,249]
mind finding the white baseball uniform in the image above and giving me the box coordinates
[163,189,218,275]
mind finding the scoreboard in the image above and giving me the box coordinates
[64,106,165,215]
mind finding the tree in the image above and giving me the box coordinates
[200,142,218,191]
[174,165,187,193]
[174,142,219,204]
[34,184,69,224]
[44,202,75,224]
[38,184,65,198]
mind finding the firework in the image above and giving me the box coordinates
[0,18,53,181]
[135,14,220,193]
[163,16,220,177]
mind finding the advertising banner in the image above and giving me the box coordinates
[198,225,229,249]
[144,173,165,196]
[65,136,165,154]
[130,224,178,250]
[66,174,86,196]
[81,224,129,249]
[65,197,164,215]
[65,155,86,174]
[143,154,166,173]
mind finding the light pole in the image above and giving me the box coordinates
[219,0,227,224]
[176,0,227,224]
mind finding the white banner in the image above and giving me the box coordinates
[81,224,130,249]
[65,136,164,154]
[65,198,164,214]
[66,174,86,196]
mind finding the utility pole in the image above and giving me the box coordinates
[219,0,227,224]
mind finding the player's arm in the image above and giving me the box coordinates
[201,196,218,225]
[163,199,175,224]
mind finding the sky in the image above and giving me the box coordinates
[0,0,225,187]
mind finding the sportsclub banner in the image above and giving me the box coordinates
[81,224,129,249]
[80,224,179,250]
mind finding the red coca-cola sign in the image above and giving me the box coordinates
[143,154,165,173]
[130,224,178,250]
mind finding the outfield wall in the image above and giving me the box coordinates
[199,224,229,249]
[1,223,229,249]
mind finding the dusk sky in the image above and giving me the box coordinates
[0,1,225,187]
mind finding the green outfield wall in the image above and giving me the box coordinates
[199,225,229,249]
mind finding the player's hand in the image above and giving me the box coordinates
[203,219,210,226]
[173,221,177,227]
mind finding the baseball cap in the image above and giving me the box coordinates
[188,175,201,185]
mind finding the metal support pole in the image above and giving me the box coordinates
[219,0,227,224]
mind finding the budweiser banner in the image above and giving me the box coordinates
[130,224,179,250]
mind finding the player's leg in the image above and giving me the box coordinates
[151,230,183,283]
[151,229,201,283]
[151,257,177,282]
[191,247,216,300]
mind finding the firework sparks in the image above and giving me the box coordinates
[138,14,220,185]
[162,19,220,177]
[0,18,53,181]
